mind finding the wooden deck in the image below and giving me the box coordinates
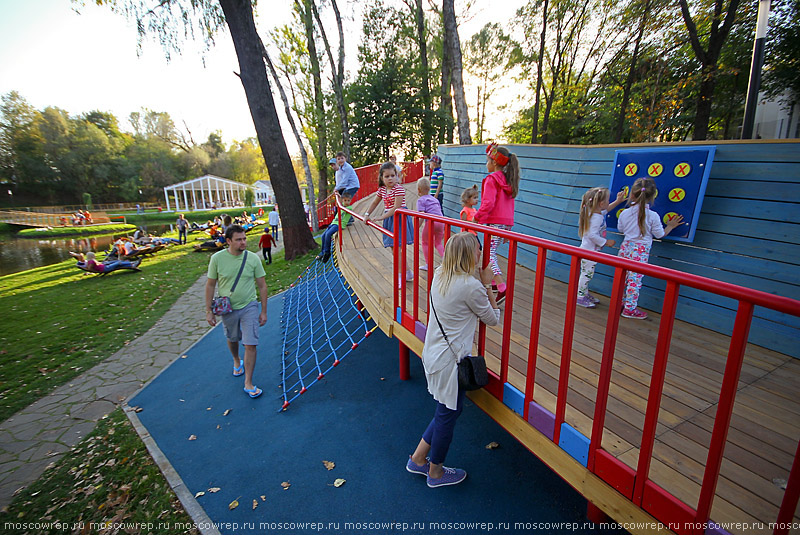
[337,186,800,535]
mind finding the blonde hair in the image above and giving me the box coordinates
[629,178,658,238]
[461,185,479,206]
[494,146,520,198]
[578,187,610,238]
[86,251,96,261]
[435,232,478,295]
[417,177,431,194]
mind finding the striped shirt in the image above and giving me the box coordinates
[430,168,444,196]
[377,184,406,210]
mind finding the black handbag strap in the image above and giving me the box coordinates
[229,251,249,294]
[429,289,461,363]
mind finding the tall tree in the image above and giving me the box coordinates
[404,0,434,156]
[464,23,510,143]
[532,0,549,143]
[220,0,316,258]
[310,0,351,161]
[297,0,329,201]
[442,0,472,145]
[613,0,653,142]
[678,0,742,140]
[95,0,316,258]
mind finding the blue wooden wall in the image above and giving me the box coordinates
[438,141,800,358]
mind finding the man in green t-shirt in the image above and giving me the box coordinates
[205,225,268,399]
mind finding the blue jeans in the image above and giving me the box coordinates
[421,387,465,465]
[178,227,187,244]
[320,224,339,255]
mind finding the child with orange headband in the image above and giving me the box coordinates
[473,143,520,303]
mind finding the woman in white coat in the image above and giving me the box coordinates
[406,232,500,487]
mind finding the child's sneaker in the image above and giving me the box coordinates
[427,466,467,488]
[494,290,506,306]
[621,308,648,320]
[587,293,600,304]
[406,457,429,476]
[576,296,596,308]
[419,264,428,271]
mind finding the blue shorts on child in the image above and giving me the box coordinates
[382,212,415,248]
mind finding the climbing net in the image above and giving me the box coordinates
[279,252,377,410]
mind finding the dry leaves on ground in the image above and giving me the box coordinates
[322,460,335,470]
[281,481,291,490]
[485,441,500,449]
[333,479,346,488]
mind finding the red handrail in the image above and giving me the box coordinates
[335,195,800,532]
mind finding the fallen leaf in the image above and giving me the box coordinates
[188,435,197,441]
[195,491,205,498]
[229,498,239,510]
[252,499,258,510]
[181,355,188,359]
[380,377,385,381]
[485,441,500,450]
[133,406,143,413]
[260,495,266,501]
[208,487,221,493]
[223,409,231,416]
[216,425,221,429]
[281,481,291,490]
[206,407,212,411]
[333,478,346,488]
[322,460,335,470]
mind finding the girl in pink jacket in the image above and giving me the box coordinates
[474,143,520,301]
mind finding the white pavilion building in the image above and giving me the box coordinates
[163,175,251,212]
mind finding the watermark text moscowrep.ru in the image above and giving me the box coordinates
[4,520,796,532]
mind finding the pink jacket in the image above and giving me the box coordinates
[474,171,515,226]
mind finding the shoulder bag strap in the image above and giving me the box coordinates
[429,288,461,362]
[229,251,249,294]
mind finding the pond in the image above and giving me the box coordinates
[0,224,175,277]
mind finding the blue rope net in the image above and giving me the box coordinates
[279,252,377,410]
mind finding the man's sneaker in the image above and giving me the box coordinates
[576,296,596,308]
[587,293,600,304]
[427,466,467,488]
[621,308,648,320]
[406,457,429,476]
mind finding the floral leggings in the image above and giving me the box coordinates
[488,224,513,276]
[577,258,597,298]
[618,240,651,312]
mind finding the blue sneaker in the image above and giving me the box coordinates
[406,457,429,476]
[427,466,467,488]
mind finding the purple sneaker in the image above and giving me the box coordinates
[576,296,596,308]
[406,457,429,476]
[587,293,600,304]
[427,466,467,488]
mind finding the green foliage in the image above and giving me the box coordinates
[244,188,255,207]
[82,192,92,208]
[0,92,270,205]
[764,0,800,105]
[17,223,137,238]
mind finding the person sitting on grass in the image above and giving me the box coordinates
[75,251,139,272]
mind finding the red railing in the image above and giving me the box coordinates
[336,196,800,535]
[317,161,424,227]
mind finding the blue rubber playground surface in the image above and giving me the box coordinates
[130,262,626,535]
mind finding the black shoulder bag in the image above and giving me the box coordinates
[429,290,489,391]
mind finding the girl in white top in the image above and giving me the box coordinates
[406,232,500,488]
[617,178,684,320]
[576,187,625,308]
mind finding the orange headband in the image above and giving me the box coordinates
[486,142,509,167]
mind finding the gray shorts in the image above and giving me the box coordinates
[221,301,260,346]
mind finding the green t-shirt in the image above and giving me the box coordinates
[207,250,266,310]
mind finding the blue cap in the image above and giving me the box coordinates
[329,158,337,165]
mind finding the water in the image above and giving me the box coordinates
[0,224,174,277]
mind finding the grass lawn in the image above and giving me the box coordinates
[0,408,199,534]
[0,236,321,423]
[16,223,137,239]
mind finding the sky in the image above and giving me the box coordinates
[0,0,526,155]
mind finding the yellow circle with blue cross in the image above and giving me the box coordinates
[624,163,638,176]
[621,185,630,198]
[663,212,680,225]
[669,188,686,202]
[648,162,664,177]
[674,162,691,177]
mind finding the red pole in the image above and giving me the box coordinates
[774,440,800,535]
[523,246,547,420]
[399,341,410,380]
[413,215,420,322]
[499,242,517,385]
[693,301,754,531]
[553,254,581,444]
[631,280,680,501]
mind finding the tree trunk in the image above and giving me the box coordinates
[261,41,318,231]
[678,0,742,140]
[442,0,472,145]
[613,0,651,143]
[220,0,316,259]
[414,0,433,156]
[439,41,454,144]
[531,0,548,144]
[299,0,329,201]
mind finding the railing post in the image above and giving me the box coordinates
[499,242,517,385]
[630,280,680,500]
[399,342,410,380]
[693,301,754,532]
[553,255,581,444]
[774,440,800,535]
[523,246,548,420]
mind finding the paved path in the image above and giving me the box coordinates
[0,240,287,509]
